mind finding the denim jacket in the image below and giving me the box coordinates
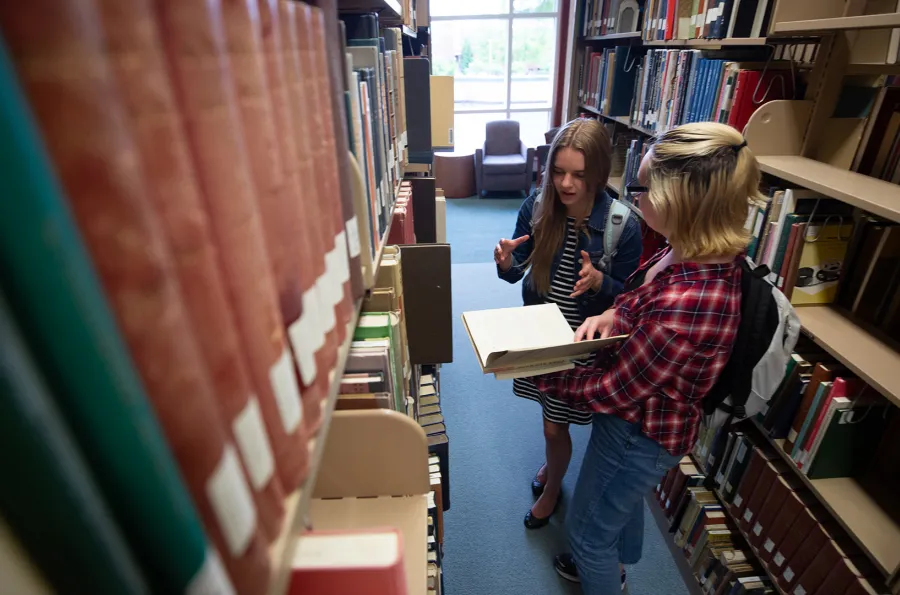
[497,190,643,319]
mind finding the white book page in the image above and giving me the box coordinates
[462,304,574,368]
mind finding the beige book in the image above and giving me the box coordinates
[461,303,625,380]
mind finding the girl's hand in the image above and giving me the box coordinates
[571,250,604,297]
[574,309,617,342]
[494,235,530,272]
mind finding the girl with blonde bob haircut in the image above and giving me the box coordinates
[494,118,642,529]
[533,122,763,594]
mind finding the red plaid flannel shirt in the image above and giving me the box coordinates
[534,249,742,456]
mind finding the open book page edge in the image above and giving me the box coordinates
[460,313,492,371]
[487,334,628,371]
[494,361,575,380]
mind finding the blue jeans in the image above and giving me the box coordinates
[566,413,682,595]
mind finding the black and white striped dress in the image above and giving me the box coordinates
[513,216,593,426]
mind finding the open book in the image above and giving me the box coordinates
[461,303,626,380]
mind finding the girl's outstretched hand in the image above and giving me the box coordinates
[494,235,530,271]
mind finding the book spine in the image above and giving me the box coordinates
[317,1,364,300]
[0,293,148,593]
[308,5,356,334]
[157,0,309,505]
[259,0,329,436]
[280,0,336,434]
[292,3,344,371]
[102,0,286,542]
[0,24,219,593]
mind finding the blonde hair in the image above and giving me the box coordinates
[645,122,766,259]
[527,118,612,295]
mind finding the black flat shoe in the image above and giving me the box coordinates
[531,473,545,497]
[523,495,561,529]
[524,509,552,529]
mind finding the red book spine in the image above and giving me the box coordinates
[316,1,365,301]
[311,4,355,321]
[155,0,309,492]
[258,0,328,436]
[221,0,326,449]
[1,2,270,592]
[98,0,285,542]
[665,0,676,41]
[299,5,353,339]
[280,0,336,432]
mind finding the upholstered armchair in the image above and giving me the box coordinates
[474,121,534,197]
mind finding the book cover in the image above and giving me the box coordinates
[806,397,890,479]
[291,529,407,595]
[790,221,852,305]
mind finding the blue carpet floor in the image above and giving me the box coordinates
[440,198,690,595]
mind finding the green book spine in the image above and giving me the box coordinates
[0,44,217,593]
[0,293,148,594]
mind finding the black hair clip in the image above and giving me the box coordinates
[732,139,748,152]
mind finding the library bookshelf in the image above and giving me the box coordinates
[561,0,900,592]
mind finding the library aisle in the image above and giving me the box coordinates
[440,198,689,595]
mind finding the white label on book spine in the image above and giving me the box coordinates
[774,552,786,567]
[206,445,257,556]
[346,216,362,258]
[783,567,794,582]
[232,397,275,490]
[753,522,762,536]
[269,346,303,433]
[736,440,748,462]
[787,428,798,443]
[733,494,742,507]
[743,509,753,522]
[316,278,336,333]
[335,230,351,284]
[289,292,320,385]
[764,538,775,552]
[187,549,235,595]
[794,585,805,595]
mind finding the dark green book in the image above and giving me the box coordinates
[806,402,892,480]
[0,45,216,593]
[0,292,148,593]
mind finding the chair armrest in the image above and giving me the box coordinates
[525,146,535,179]
[475,148,484,196]
[519,140,529,160]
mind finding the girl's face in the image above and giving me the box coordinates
[636,149,665,236]
[552,147,592,212]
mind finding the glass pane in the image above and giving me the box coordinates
[431,20,509,112]
[430,0,509,17]
[513,0,558,12]
[510,110,551,150]
[453,112,506,153]
[510,18,556,110]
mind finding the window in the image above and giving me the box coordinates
[431,0,559,152]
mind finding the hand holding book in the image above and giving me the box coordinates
[575,308,616,341]
[493,235,530,272]
[571,250,605,297]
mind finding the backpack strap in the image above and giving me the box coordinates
[598,200,632,273]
